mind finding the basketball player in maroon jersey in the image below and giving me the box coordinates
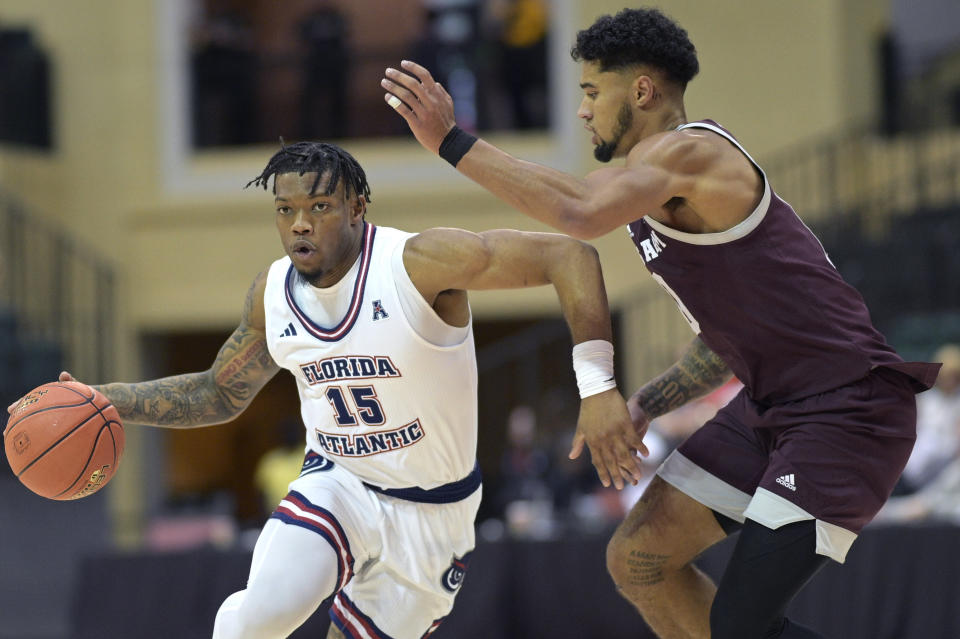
[381,7,941,639]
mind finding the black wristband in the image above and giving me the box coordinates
[438,126,478,167]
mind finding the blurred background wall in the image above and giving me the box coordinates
[2,1,960,638]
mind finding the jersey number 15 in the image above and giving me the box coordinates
[325,385,386,427]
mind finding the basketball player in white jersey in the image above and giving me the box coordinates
[40,141,644,638]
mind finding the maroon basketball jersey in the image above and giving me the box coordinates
[627,120,938,404]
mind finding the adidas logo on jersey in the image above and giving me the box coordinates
[279,322,298,337]
[776,474,796,491]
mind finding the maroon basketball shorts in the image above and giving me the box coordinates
[657,368,917,563]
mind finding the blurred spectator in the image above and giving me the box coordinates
[191,11,257,147]
[487,0,549,129]
[898,343,960,492]
[537,423,628,536]
[546,426,598,518]
[299,2,350,139]
[496,404,553,537]
[876,460,960,524]
[876,344,960,524]
[414,0,481,131]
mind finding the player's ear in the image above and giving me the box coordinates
[634,74,655,107]
[350,195,366,222]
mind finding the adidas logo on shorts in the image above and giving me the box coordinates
[776,474,796,491]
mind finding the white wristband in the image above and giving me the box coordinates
[572,340,617,398]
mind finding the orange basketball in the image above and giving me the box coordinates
[3,381,125,500]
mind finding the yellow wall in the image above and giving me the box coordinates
[0,1,159,238]
[579,1,886,157]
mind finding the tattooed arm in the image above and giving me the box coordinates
[89,271,279,428]
[627,337,732,426]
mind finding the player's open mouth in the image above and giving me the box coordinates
[291,240,316,257]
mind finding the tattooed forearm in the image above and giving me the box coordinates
[632,338,731,420]
[626,550,670,587]
[214,330,271,411]
[95,324,278,428]
[96,372,235,427]
[95,270,278,429]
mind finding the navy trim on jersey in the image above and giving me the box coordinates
[362,463,481,504]
[284,222,376,342]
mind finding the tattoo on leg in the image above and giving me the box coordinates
[626,550,670,587]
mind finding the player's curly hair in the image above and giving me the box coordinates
[246,139,372,203]
[571,8,699,88]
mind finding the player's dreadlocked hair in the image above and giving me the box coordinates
[571,8,698,88]
[246,140,372,203]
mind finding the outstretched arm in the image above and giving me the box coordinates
[381,61,688,239]
[404,228,648,489]
[406,228,611,343]
[71,271,279,428]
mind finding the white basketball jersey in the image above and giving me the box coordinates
[264,223,478,490]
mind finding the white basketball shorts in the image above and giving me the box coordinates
[270,451,482,639]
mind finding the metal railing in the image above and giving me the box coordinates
[764,123,960,234]
[0,192,115,390]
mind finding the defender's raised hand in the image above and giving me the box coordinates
[381,60,458,154]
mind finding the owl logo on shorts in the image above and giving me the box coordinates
[440,551,473,592]
[299,452,334,477]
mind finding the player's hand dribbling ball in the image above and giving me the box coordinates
[3,381,124,500]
